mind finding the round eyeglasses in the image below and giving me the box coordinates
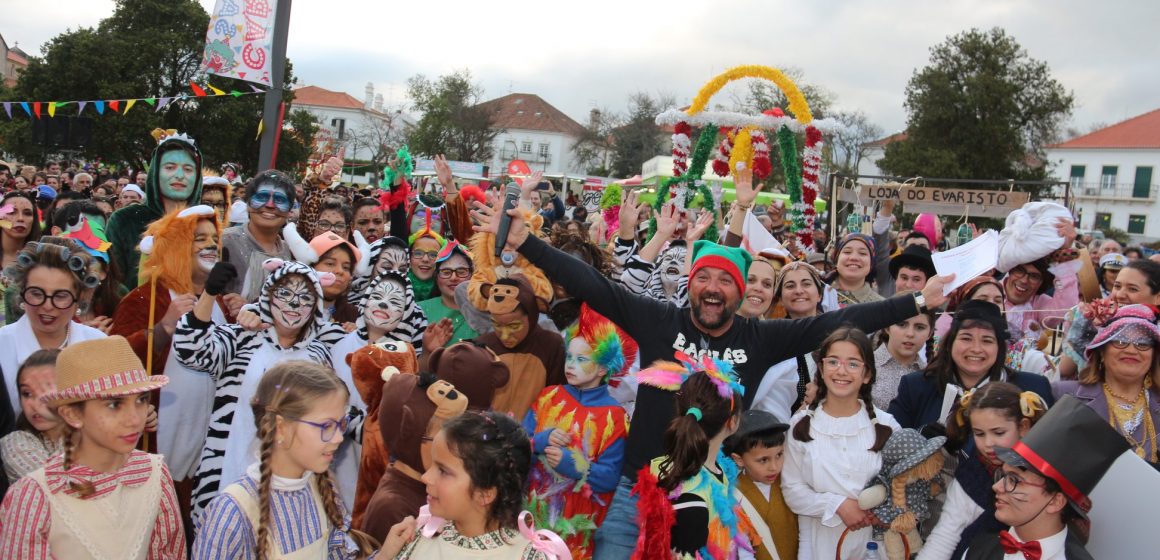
[22,287,77,309]
[287,414,351,442]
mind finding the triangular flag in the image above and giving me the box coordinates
[144,98,156,106]
[255,118,264,141]
[19,102,31,117]
[3,103,11,119]
[190,82,207,97]
[77,101,87,115]
[208,85,226,96]
[47,102,56,118]
[32,102,41,118]
[109,100,121,113]
[249,84,264,93]
[155,97,171,112]
[124,99,137,114]
[229,90,242,97]
[95,100,105,115]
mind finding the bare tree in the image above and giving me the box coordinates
[830,110,885,175]
[571,107,621,176]
[345,110,409,185]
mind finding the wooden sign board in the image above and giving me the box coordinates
[858,184,1030,218]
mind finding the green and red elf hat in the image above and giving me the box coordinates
[688,240,753,296]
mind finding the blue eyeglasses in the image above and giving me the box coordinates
[287,414,351,442]
[249,187,291,213]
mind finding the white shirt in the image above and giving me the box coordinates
[782,401,901,560]
[328,330,371,508]
[918,479,984,560]
[0,315,106,412]
[960,526,1070,560]
[752,355,815,422]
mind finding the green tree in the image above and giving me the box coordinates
[406,70,498,161]
[610,92,673,178]
[878,27,1074,190]
[0,0,314,175]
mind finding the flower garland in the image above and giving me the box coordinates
[712,128,734,177]
[799,125,823,245]
[750,129,772,180]
[671,121,692,177]
[650,124,721,242]
[727,127,757,175]
[599,183,623,243]
[686,65,814,123]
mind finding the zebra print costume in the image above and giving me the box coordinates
[617,239,688,304]
[174,259,349,522]
[353,269,428,351]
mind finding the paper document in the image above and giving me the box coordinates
[932,229,999,295]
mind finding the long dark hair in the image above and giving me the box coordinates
[923,316,1011,391]
[945,381,1047,450]
[0,191,43,249]
[658,371,743,492]
[793,326,893,451]
[441,411,533,530]
[1120,259,1160,295]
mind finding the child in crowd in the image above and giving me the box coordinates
[192,360,379,559]
[380,411,569,559]
[632,358,758,559]
[726,409,798,560]
[0,350,63,483]
[783,326,901,560]
[0,337,185,558]
[522,305,635,559]
[919,382,1048,560]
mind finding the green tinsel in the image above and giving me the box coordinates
[527,491,598,541]
[777,125,806,231]
[647,125,721,242]
[600,183,623,210]
[379,145,414,189]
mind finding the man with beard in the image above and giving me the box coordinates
[473,198,953,559]
[107,130,203,288]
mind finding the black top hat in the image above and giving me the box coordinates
[889,245,936,280]
[995,395,1130,515]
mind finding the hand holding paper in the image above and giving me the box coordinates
[932,229,999,295]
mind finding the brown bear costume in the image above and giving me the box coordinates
[344,339,419,530]
[360,341,511,542]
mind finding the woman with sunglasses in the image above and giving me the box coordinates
[0,238,106,415]
[173,258,349,522]
[220,170,295,302]
[1053,304,1160,467]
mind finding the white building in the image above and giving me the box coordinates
[477,93,587,177]
[857,132,907,178]
[1045,108,1160,242]
[292,83,411,167]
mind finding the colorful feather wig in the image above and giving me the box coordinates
[564,304,638,383]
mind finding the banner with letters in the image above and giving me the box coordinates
[201,0,278,86]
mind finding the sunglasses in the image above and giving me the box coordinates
[1109,338,1155,351]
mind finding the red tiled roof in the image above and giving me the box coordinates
[292,86,364,110]
[476,93,587,137]
[863,131,908,148]
[1052,108,1160,149]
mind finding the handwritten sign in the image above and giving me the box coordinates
[931,229,999,295]
[201,0,278,86]
[858,184,1029,218]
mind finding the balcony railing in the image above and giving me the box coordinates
[1071,181,1157,202]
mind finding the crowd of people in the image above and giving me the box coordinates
[0,131,1151,560]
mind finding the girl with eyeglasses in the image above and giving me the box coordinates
[0,238,106,415]
[1053,304,1160,467]
[193,360,382,559]
[173,259,349,522]
[407,227,444,301]
[418,242,479,354]
[783,326,900,559]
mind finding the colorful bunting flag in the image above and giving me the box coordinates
[47,102,56,118]
[32,102,41,118]
[20,102,31,117]
[144,98,156,106]
[229,90,242,97]
[255,118,264,140]
[190,82,208,97]
[124,99,137,114]
[208,85,226,96]
[95,101,105,115]
[155,97,172,112]
[109,100,121,113]
[3,103,11,119]
[77,101,87,115]
[0,88,265,120]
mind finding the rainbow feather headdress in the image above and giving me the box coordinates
[636,351,745,400]
[565,304,638,383]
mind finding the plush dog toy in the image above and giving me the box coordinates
[467,207,554,312]
[344,339,418,529]
[858,428,945,560]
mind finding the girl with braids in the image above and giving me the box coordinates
[381,411,569,560]
[0,350,63,483]
[919,382,1048,560]
[783,326,901,560]
[192,360,382,559]
[630,357,758,559]
[0,237,107,414]
[0,337,184,558]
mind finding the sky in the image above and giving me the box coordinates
[4,0,1158,139]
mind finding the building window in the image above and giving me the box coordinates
[1134,166,1153,199]
[1069,165,1085,190]
[1129,215,1146,235]
[330,118,346,140]
[521,141,532,153]
[1095,212,1112,231]
[1101,165,1118,190]
[538,143,550,159]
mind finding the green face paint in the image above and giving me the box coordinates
[158,149,197,201]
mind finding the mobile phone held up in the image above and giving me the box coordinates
[494,183,522,258]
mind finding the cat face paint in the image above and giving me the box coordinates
[191,219,219,273]
[658,244,688,296]
[270,275,316,331]
[363,277,406,333]
[374,246,410,276]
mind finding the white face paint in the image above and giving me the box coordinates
[270,275,315,331]
[658,244,689,296]
[363,278,406,333]
[374,246,410,276]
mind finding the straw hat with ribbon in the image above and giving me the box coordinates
[41,336,169,407]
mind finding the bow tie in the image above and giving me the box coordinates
[999,530,1042,560]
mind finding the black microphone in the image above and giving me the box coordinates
[494,183,522,258]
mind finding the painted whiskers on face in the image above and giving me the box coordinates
[363,279,406,332]
[271,276,316,330]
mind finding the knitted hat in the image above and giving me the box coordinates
[1084,304,1160,360]
[42,336,169,406]
[837,233,876,262]
[688,240,753,296]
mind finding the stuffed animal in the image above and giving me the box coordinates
[467,207,554,312]
[344,339,418,529]
[858,428,946,560]
[360,341,511,542]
